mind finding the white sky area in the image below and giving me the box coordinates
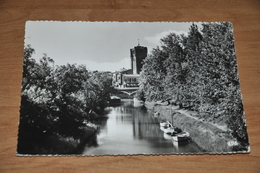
[25,21,193,72]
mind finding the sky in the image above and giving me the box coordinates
[25,21,192,72]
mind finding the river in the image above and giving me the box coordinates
[82,99,202,155]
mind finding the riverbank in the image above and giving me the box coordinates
[17,123,99,155]
[145,101,243,153]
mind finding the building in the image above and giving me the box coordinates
[130,44,148,75]
[113,44,147,89]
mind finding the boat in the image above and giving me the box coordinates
[159,121,170,127]
[163,133,173,140]
[172,131,190,142]
[159,121,178,135]
[154,112,160,117]
[162,127,177,135]
[109,96,121,104]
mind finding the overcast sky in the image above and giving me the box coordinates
[25,21,192,72]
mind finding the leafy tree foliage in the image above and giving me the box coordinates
[85,71,115,114]
[137,22,248,146]
[18,45,113,154]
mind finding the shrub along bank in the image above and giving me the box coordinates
[145,102,247,153]
[17,46,114,155]
[136,22,249,147]
[17,120,99,155]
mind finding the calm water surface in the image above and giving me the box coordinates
[83,99,202,155]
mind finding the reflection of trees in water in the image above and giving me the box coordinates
[92,101,202,154]
[132,107,162,140]
[130,105,201,153]
[110,103,165,142]
[107,103,161,141]
[77,133,99,154]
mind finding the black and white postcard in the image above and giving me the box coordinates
[17,21,250,155]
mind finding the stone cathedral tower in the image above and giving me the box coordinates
[130,43,148,74]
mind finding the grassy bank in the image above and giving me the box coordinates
[145,102,242,153]
[17,124,98,155]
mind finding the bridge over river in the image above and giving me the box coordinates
[114,86,139,96]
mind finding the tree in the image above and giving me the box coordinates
[138,22,248,147]
[138,47,168,101]
[199,22,247,144]
[85,71,115,113]
[52,64,89,137]
[19,46,102,153]
[18,46,58,153]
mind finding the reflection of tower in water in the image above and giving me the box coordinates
[115,105,134,124]
[132,108,161,140]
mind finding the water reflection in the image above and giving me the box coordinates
[83,99,201,155]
